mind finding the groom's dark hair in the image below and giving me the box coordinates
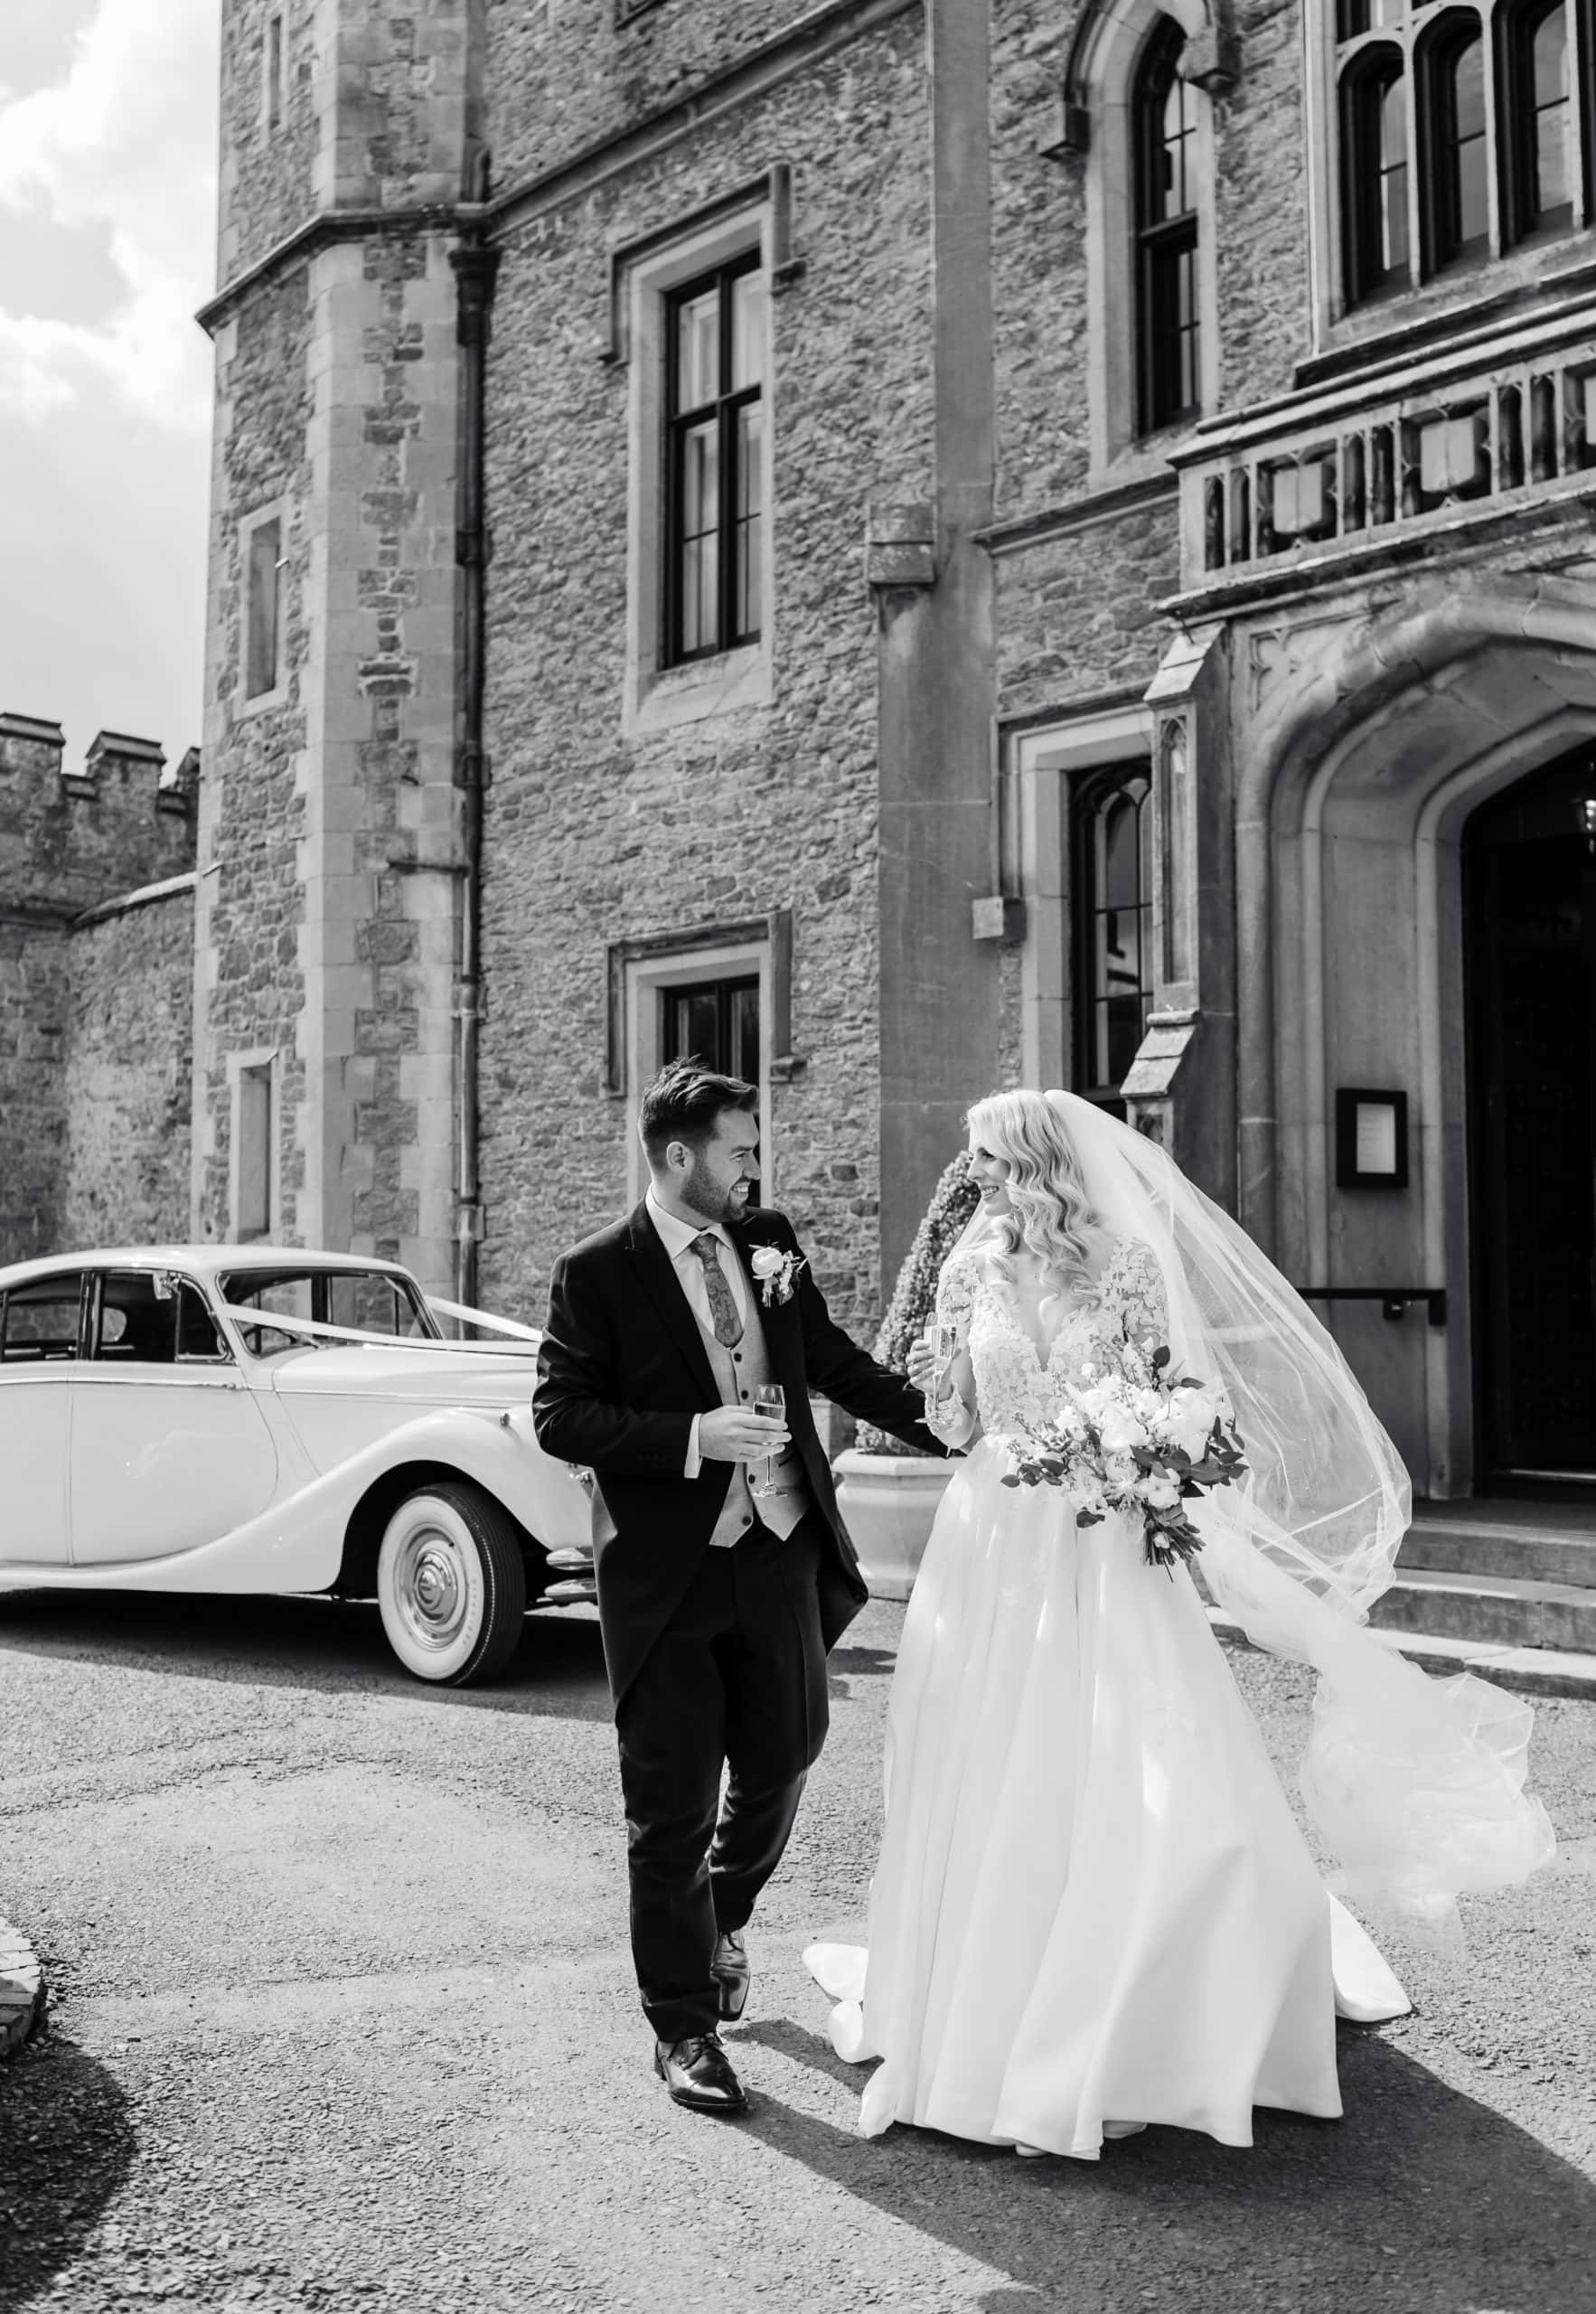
[639,1058,758,1162]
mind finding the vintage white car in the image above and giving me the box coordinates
[0,1246,596,1686]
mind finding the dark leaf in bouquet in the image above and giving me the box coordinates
[1151,1345,1171,1372]
[1077,1509,1103,1527]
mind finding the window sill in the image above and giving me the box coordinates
[627,641,772,737]
[234,683,290,723]
[1308,231,1596,387]
[1092,422,1204,494]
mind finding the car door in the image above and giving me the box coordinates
[68,1267,279,1565]
[0,1270,87,1565]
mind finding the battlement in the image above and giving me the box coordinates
[0,709,200,920]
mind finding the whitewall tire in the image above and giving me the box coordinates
[376,1481,528,1686]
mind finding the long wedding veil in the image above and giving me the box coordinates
[946,1088,1554,1942]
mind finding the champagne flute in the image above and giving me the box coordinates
[750,1383,787,1496]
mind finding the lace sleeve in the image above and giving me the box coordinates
[925,1252,980,1449]
[1108,1237,1169,1357]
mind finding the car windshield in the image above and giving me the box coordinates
[220,1267,437,1356]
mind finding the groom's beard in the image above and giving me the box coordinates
[680,1162,754,1228]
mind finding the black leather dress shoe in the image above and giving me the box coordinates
[710,1929,750,2021]
[654,2032,748,2113]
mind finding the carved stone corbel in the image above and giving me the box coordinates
[1182,2,1239,94]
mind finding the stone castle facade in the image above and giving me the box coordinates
[14,0,1596,1504]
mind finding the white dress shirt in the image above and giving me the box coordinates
[645,1185,750,1477]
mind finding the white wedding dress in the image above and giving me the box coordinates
[806,1239,1411,2159]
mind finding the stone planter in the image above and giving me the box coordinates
[833,1449,956,1601]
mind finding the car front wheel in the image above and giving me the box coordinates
[376,1482,528,1685]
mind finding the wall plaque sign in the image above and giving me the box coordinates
[1335,1088,1409,1190]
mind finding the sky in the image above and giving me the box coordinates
[0,0,220,771]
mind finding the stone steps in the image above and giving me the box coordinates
[1398,1510,1596,1588]
[1370,1566,1596,1652]
[1212,1498,1596,1698]
[1206,1608,1596,1699]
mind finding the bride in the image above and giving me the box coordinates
[806,1089,1554,2159]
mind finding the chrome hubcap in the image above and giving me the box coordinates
[392,1521,471,1653]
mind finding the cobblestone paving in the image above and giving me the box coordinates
[0,1587,1591,2312]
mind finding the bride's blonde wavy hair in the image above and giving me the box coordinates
[966,1090,1103,1302]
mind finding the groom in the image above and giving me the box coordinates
[533,1059,939,2114]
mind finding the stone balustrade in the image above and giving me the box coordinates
[1172,302,1596,599]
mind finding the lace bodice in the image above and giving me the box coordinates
[929,1237,1168,1444]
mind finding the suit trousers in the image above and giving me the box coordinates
[615,1510,831,2044]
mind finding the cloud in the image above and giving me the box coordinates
[0,0,220,431]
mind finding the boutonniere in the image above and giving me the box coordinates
[749,1244,807,1307]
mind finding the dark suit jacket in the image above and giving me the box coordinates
[532,1199,943,1708]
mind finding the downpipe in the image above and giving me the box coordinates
[450,150,500,1315]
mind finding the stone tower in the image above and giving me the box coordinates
[196,1,486,1294]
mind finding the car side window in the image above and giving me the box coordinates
[175,1282,229,1362]
[0,1274,87,1363]
[95,1272,230,1366]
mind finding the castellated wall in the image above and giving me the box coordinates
[0,714,198,1268]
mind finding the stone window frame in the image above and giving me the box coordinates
[615,190,778,737]
[1308,0,1596,344]
[1000,700,1155,1088]
[607,915,793,1203]
[236,499,289,719]
[1071,761,1157,1108]
[1066,0,1223,483]
[227,1047,281,1243]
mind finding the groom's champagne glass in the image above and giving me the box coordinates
[750,1384,787,1496]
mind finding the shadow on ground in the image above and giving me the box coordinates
[740,2018,1593,2312]
[0,1594,905,1724]
[0,1589,614,1718]
[0,2034,135,2312]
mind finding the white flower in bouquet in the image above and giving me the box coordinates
[1096,1400,1150,1456]
[1141,1472,1184,1511]
[1167,1383,1225,1460]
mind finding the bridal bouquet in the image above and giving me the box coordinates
[1000,1341,1248,1574]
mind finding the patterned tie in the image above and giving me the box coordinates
[690,1231,744,1349]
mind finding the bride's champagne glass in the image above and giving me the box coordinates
[750,1383,787,1496]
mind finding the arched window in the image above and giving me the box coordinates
[1341,49,1411,301]
[1133,21,1201,436]
[1062,0,1217,470]
[1072,768,1154,1109]
[1422,17,1491,270]
[1501,0,1574,242]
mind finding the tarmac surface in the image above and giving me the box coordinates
[0,1585,1592,2314]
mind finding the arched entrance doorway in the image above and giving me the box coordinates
[1464,747,1596,1488]
[1234,577,1596,1496]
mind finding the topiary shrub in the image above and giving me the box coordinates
[856,1152,981,1454]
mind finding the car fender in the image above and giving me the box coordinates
[0,1405,590,1596]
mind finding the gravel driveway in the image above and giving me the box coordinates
[1,1586,1592,2313]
